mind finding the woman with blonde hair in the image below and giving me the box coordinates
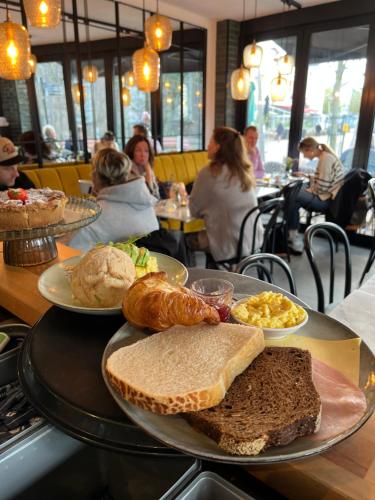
[189,126,263,262]
[67,148,159,251]
[288,136,344,253]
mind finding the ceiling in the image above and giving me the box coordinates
[0,0,340,46]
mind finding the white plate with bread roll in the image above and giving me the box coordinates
[38,249,188,315]
[102,310,375,464]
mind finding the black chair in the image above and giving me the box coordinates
[359,178,375,285]
[304,222,351,313]
[236,253,297,294]
[211,197,285,270]
[280,179,303,260]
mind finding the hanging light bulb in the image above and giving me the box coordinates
[122,70,135,87]
[145,0,172,52]
[28,53,37,75]
[83,64,98,83]
[23,0,61,28]
[243,40,263,68]
[270,73,288,102]
[0,17,31,80]
[133,44,160,92]
[231,66,250,100]
[278,53,294,75]
[71,83,86,105]
[122,87,131,107]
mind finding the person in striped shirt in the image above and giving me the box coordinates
[288,136,344,254]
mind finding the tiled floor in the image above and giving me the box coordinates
[193,239,374,311]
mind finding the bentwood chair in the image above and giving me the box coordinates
[304,222,352,313]
[210,197,285,270]
[359,178,375,285]
[236,253,297,295]
[280,179,303,261]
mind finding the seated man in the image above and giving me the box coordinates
[244,125,265,179]
[0,137,35,191]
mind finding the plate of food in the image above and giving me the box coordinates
[38,241,188,315]
[101,275,375,464]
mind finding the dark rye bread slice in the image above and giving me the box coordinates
[185,347,322,456]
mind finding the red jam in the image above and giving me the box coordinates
[215,304,231,322]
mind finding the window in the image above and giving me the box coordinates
[301,26,369,173]
[113,57,152,148]
[246,37,297,170]
[183,44,204,151]
[161,68,181,152]
[35,61,71,159]
[71,58,107,156]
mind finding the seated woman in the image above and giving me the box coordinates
[244,125,265,179]
[188,126,264,263]
[66,148,159,252]
[288,136,344,253]
[19,130,55,164]
[125,135,160,199]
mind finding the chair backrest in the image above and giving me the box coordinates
[236,197,284,262]
[281,179,303,228]
[304,222,351,313]
[327,169,372,228]
[236,253,297,294]
[368,177,375,207]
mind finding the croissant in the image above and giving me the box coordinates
[122,272,220,331]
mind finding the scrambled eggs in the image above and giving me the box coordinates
[135,256,158,279]
[232,291,306,328]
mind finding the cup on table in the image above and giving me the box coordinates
[190,278,234,322]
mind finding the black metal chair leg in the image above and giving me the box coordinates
[359,245,375,286]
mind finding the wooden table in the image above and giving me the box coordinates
[0,242,80,326]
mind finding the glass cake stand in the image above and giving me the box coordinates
[0,197,101,267]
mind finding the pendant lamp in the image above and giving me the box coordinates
[231,66,251,100]
[83,64,98,83]
[122,87,131,107]
[122,70,135,87]
[145,0,172,52]
[270,73,287,102]
[133,44,160,92]
[72,83,86,105]
[23,0,61,28]
[243,0,262,68]
[0,15,31,80]
[278,53,294,75]
[28,53,37,74]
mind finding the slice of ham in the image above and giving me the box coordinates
[311,358,367,441]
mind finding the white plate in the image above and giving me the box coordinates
[38,252,188,315]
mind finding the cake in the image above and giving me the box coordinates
[0,188,68,231]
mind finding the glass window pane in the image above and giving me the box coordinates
[246,37,297,171]
[35,61,71,160]
[302,26,369,173]
[71,58,107,156]
[113,57,152,147]
[161,52,181,152]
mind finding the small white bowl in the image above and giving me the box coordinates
[231,297,309,340]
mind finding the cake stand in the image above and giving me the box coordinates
[0,196,101,267]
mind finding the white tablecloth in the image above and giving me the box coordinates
[329,273,375,353]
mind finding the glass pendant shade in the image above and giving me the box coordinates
[145,14,172,52]
[83,64,98,83]
[133,46,160,92]
[231,66,250,100]
[72,83,86,104]
[122,70,135,87]
[0,20,31,80]
[271,74,288,102]
[23,0,61,28]
[278,53,294,75]
[122,87,131,107]
[28,53,37,74]
[243,41,263,68]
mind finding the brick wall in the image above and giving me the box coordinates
[215,20,241,129]
[0,80,31,143]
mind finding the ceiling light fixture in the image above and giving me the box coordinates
[122,70,135,87]
[23,0,61,28]
[231,0,250,100]
[122,87,131,106]
[270,73,288,101]
[243,0,263,69]
[145,0,172,52]
[28,53,37,74]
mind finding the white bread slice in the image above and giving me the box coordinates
[106,323,264,414]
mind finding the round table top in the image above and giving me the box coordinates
[19,268,305,453]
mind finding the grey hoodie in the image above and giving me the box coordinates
[67,178,159,252]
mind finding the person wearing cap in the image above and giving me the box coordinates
[0,137,35,191]
[67,148,159,252]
